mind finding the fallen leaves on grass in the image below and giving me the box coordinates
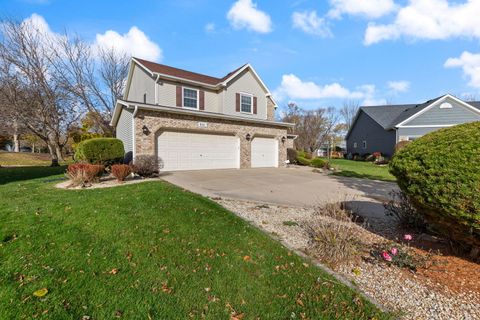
[161,282,173,294]
[33,288,48,297]
[243,255,251,262]
[108,268,119,275]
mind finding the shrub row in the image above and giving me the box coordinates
[288,148,330,169]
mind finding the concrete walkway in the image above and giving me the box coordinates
[162,166,398,208]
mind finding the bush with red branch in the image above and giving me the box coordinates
[111,164,132,182]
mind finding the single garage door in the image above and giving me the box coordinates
[157,131,240,171]
[251,137,278,168]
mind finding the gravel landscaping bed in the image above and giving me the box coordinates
[217,198,480,320]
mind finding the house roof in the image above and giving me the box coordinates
[346,94,480,139]
[134,57,247,86]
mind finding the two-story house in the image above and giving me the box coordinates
[110,57,293,171]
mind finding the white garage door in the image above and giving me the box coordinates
[251,137,278,168]
[157,131,240,171]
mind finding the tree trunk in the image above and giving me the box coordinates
[13,118,20,152]
[13,134,20,152]
[47,144,60,167]
[55,145,64,163]
[31,143,35,153]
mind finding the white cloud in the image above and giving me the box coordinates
[388,80,410,92]
[445,51,480,88]
[227,0,272,33]
[328,0,396,19]
[204,22,216,33]
[365,0,480,45]
[292,10,332,37]
[274,74,383,105]
[18,14,163,62]
[94,27,162,62]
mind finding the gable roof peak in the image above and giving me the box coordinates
[132,57,248,87]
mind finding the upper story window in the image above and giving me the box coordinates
[240,93,252,113]
[183,88,198,109]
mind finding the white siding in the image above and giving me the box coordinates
[223,69,267,120]
[127,65,155,103]
[116,108,133,154]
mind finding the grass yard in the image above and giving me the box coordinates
[329,159,396,182]
[0,151,54,166]
[0,166,390,319]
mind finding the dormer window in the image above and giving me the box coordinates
[183,88,199,109]
[240,93,253,113]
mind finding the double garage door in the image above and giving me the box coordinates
[157,131,278,171]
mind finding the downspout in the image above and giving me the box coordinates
[154,74,160,105]
[132,105,139,161]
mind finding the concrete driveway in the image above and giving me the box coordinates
[162,166,398,208]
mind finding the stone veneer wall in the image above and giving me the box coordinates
[134,109,288,168]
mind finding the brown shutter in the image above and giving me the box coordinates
[235,93,240,112]
[253,96,257,114]
[176,86,182,107]
[199,90,205,110]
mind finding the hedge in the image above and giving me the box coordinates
[389,122,480,249]
[75,138,125,166]
[310,157,329,169]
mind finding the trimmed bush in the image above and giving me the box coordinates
[66,163,104,187]
[297,150,313,159]
[75,138,124,166]
[287,148,298,164]
[311,157,330,169]
[296,156,311,166]
[389,122,480,249]
[394,140,411,153]
[132,155,159,177]
[111,164,132,182]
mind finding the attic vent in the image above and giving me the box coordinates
[439,102,453,109]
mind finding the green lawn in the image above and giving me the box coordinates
[0,166,390,319]
[0,151,53,166]
[329,159,396,182]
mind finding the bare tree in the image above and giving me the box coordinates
[282,103,339,152]
[0,18,81,165]
[50,37,129,135]
[340,100,360,130]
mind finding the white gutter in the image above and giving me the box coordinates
[154,74,160,104]
[120,100,294,128]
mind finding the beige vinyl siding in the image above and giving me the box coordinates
[156,80,220,112]
[127,65,155,103]
[223,69,267,120]
[115,108,133,154]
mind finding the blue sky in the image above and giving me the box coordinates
[2,0,480,109]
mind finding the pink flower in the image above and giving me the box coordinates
[404,234,413,241]
[390,247,398,256]
[382,251,392,262]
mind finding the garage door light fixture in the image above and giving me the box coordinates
[142,125,150,135]
[281,136,286,144]
[245,133,252,141]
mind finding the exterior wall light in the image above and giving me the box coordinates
[246,133,251,141]
[281,136,286,143]
[142,125,150,135]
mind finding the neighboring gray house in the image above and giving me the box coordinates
[110,57,294,171]
[346,94,480,157]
